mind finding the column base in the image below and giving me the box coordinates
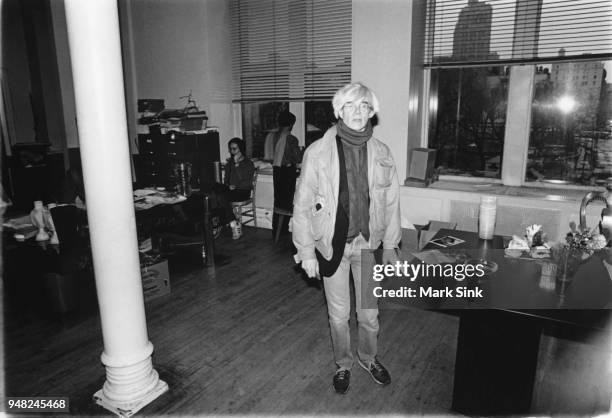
[94,379,168,417]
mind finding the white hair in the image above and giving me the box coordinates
[332,82,380,118]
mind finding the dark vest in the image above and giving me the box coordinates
[316,137,350,277]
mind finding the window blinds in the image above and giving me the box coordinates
[231,0,352,101]
[425,0,612,67]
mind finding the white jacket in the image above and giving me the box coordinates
[292,126,401,262]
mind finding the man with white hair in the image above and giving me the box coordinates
[292,82,401,394]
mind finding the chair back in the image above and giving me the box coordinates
[50,205,81,249]
[230,170,258,228]
[250,171,259,199]
[401,228,419,254]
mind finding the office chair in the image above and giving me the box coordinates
[231,171,258,228]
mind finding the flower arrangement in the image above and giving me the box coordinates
[549,222,608,282]
[505,222,609,282]
[505,224,550,258]
[565,222,607,253]
[506,223,608,259]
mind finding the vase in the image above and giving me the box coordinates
[478,196,496,240]
[554,246,590,283]
[30,201,49,241]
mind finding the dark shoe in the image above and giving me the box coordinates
[358,357,391,386]
[332,369,351,394]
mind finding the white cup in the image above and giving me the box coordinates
[479,196,497,240]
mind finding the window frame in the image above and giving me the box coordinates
[422,62,610,191]
[231,100,334,160]
[419,0,612,191]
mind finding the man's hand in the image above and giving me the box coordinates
[229,185,236,190]
[302,259,320,279]
[382,248,400,265]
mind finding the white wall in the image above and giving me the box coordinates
[33,2,65,152]
[352,0,413,182]
[2,0,76,153]
[50,0,79,149]
[129,0,208,110]
[2,0,37,144]
[400,185,603,242]
[126,0,233,151]
[204,0,233,151]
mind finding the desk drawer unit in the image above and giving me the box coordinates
[134,130,220,190]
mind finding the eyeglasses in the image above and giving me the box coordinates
[343,102,372,114]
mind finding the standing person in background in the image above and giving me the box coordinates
[292,82,401,394]
[264,111,302,239]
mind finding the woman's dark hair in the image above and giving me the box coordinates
[228,137,246,154]
[278,111,296,128]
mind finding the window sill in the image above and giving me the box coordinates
[418,179,600,203]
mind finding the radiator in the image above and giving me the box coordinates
[449,200,562,240]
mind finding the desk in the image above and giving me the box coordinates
[134,190,215,266]
[2,193,216,317]
[420,229,612,415]
[3,205,93,315]
[400,229,612,310]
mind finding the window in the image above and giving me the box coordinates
[231,0,351,155]
[241,102,288,158]
[528,59,612,185]
[423,0,612,186]
[429,66,508,178]
[305,101,335,148]
[240,100,337,159]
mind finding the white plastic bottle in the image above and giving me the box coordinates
[30,201,50,241]
[478,196,497,240]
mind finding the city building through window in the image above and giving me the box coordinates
[424,0,612,186]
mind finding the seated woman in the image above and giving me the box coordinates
[212,137,255,239]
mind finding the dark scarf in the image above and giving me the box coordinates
[336,119,373,146]
[316,138,350,277]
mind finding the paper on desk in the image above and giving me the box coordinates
[134,194,187,211]
[418,221,457,250]
[3,214,32,229]
[133,189,158,198]
[413,249,455,265]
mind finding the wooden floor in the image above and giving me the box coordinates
[3,227,612,416]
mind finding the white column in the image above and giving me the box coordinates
[352,0,413,182]
[501,65,535,186]
[63,1,168,416]
[289,102,305,147]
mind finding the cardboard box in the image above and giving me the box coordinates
[141,259,171,301]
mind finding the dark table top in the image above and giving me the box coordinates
[377,228,612,331]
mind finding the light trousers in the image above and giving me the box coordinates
[323,234,379,370]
